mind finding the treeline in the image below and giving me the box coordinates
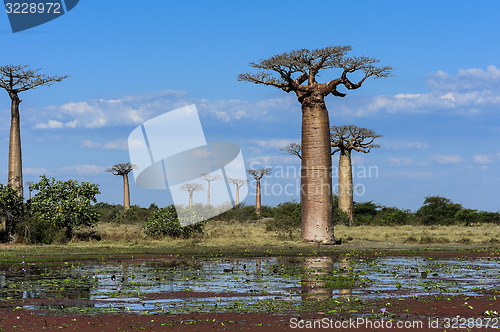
[1,175,498,244]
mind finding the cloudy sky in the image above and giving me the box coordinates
[1,1,499,211]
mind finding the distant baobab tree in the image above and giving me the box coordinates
[239,46,392,243]
[0,65,68,197]
[201,173,220,205]
[107,163,136,209]
[247,168,272,216]
[280,143,302,159]
[228,178,246,206]
[25,181,33,200]
[179,182,203,207]
[331,125,382,226]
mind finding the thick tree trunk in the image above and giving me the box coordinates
[255,179,261,216]
[300,95,335,243]
[188,192,193,207]
[123,174,130,209]
[338,149,353,226]
[207,181,211,206]
[235,188,240,206]
[8,94,23,198]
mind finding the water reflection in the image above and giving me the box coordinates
[0,255,496,314]
[301,256,334,301]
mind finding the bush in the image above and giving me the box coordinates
[417,196,462,225]
[144,205,204,238]
[0,184,23,240]
[19,175,100,243]
[266,202,301,239]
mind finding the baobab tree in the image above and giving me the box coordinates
[179,182,203,207]
[247,168,272,216]
[239,46,392,243]
[107,163,135,209]
[201,173,220,205]
[25,181,33,200]
[331,125,382,226]
[228,178,246,206]
[280,143,302,159]
[0,65,68,197]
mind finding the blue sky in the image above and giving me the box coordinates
[1,1,499,212]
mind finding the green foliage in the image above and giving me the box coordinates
[265,202,301,239]
[144,205,204,238]
[211,204,257,222]
[0,184,23,240]
[417,196,463,225]
[21,175,100,243]
[93,202,157,224]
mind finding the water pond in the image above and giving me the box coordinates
[1,255,497,314]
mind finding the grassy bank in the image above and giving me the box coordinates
[0,220,498,265]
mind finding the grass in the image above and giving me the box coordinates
[0,220,498,265]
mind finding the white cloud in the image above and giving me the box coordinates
[23,167,48,175]
[246,155,298,167]
[431,154,464,164]
[59,164,107,175]
[473,155,494,164]
[382,140,429,150]
[332,65,500,116]
[388,157,415,167]
[391,171,434,180]
[81,139,128,150]
[253,139,296,150]
[32,90,298,129]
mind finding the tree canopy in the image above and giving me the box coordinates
[331,125,382,154]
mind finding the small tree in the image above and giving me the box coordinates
[0,65,68,197]
[26,175,100,241]
[239,46,392,243]
[247,168,272,216]
[106,163,135,209]
[228,178,246,206]
[0,184,23,240]
[331,125,382,226]
[179,182,203,207]
[201,173,220,205]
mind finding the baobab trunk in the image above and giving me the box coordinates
[207,181,211,205]
[8,94,23,197]
[188,192,193,207]
[255,179,261,216]
[123,174,130,209]
[235,188,240,206]
[300,95,334,243]
[338,149,353,225]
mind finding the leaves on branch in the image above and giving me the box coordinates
[281,143,302,159]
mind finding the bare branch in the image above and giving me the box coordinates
[0,64,68,94]
[228,178,247,189]
[248,168,272,180]
[331,125,382,153]
[106,162,136,176]
[280,143,302,159]
[179,182,204,193]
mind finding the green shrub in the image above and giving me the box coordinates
[266,202,301,239]
[144,205,204,238]
[19,175,100,243]
[0,184,23,240]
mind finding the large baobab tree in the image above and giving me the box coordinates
[179,182,203,207]
[247,168,272,216]
[239,46,392,243]
[331,125,382,226]
[201,173,220,205]
[228,178,246,206]
[0,65,68,197]
[107,163,135,209]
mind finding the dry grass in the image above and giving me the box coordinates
[335,224,500,245]
[72,220,500,250]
